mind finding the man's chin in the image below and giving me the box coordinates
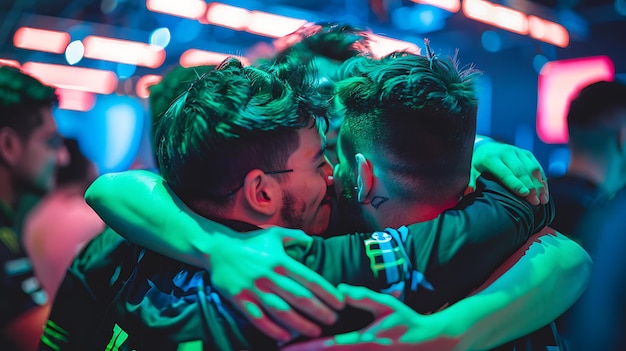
[306,203,332,237]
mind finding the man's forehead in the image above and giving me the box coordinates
[305,126,326,154]
[290,126,326,164]
[33,108,58,132]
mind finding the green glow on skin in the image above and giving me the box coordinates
[243,300,264,319]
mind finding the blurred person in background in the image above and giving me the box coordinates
[0,65,68,350]
[549,80,626,350]
[22,137,104,300]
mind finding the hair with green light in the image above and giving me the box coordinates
[148,64,216,137]
[267,21,371,67]
[155,57,328,214]
[336,51,481,205]
[0,65,57,139]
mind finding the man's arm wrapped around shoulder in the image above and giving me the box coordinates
[298,175,555,314]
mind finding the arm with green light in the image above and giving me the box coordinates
[282,227,592,351]
[85,170,345,342]
[85,141,548,342]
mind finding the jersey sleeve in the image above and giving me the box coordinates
[0,226,48,328]
[39,227,136,351]
[402,176,554,312]
[295,176,554,314]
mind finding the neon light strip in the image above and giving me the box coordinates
[411,0,461,13]
[83,36,166,68]
[13,27,71,54]
[22,62,118,94]
[179,49,250,67]
[146,0,207,19]
[136,74,162,99]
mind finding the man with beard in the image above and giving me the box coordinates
[0,66,68,350]
[45,55,587,351]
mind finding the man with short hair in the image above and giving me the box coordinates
[549,80,626,350]
[0,66,68,350]
[73,53,588,351]
[155,59,334,238]
[550,80,626,235]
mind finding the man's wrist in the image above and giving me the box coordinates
[474,135,495,150]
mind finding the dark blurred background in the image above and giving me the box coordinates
[1,0,624,175]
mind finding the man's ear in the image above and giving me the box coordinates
[355,153,374,203]
[0,127,23,167]
[241,170,279,216]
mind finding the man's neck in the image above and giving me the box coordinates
[567,152,626,195]
[370,199,455,230]
[567,156,605,186]
[208,209,278,234]
[211,217,261,232]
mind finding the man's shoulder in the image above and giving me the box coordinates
[74,227,132,265]
[65,226,138,293]
[549,175,599,201]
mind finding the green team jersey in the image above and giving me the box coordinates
[40,177,553,351]
[0,204,48,349]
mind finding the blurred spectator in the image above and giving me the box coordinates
[22,137,104,300]
[0,65,68,350]
[549,80,626,350]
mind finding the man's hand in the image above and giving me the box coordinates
[281,284,459,351]
[210,227,345,342]
[468,141,549,205]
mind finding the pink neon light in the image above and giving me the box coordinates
[56,88,96,111]
[537,56,614,144]
[412,0,461,13]
[368,34,421,58]
[528,16,569,48]
[83,36,165,68]
[179,49,250,67]
[0,59,21,69]
[247,11,308,38]
[205,3,307,38]
[463,0,494,22]
[463,0,528,34]
[463,0,568,46]
[22,62,118,95]
[492,6,528,34]
[136,74,162,99]
[146,0,207,19]
[205,3,250,30]
[13,27,71,54]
